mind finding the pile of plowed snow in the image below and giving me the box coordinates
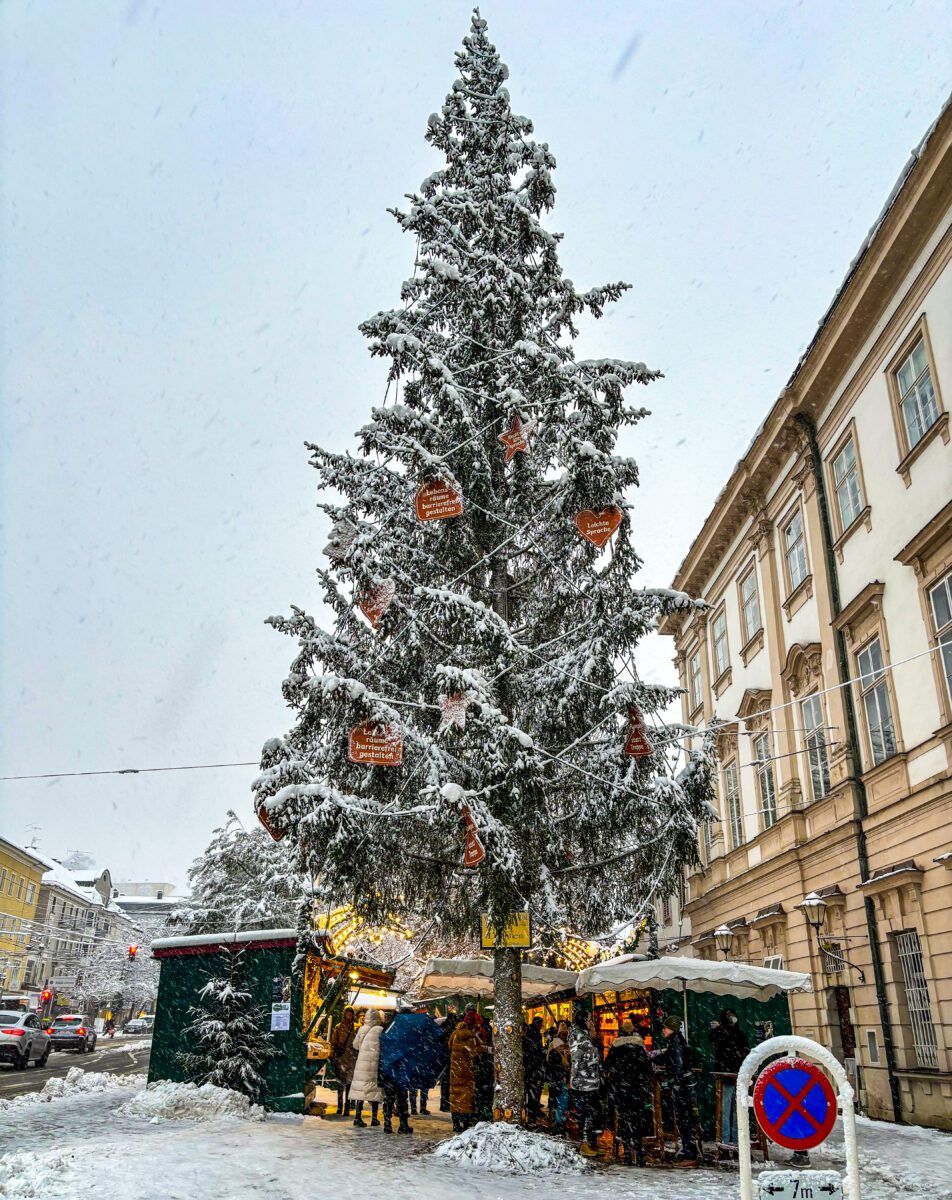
[117,1079,263,1122]
[0,1067,146,1111]
[0,1148,78,1198]
[433,1122,588,1174]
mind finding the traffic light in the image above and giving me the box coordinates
[128,945,139,961]
[41,989,52,1003]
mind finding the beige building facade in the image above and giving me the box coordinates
[660,103,952,1129]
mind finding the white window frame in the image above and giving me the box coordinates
[688,649,702,713]
[896,338,939,450]
[856,636,897,767]
[739,566,761,644]
[753,732,778,829]
[723,760,743,850]
[832,434,864,531]
[801,693,830,801]
[712,610,730,679]
[928,570,952,708]
[783,510,808,592]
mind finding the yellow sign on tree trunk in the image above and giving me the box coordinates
[480,911,531,949]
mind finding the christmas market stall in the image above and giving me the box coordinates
[149,928,395,1114]
[575,954,812,1154]
[417,957,576,1019]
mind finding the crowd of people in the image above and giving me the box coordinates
[323,1001,751,1161]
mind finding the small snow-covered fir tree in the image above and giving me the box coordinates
[169,811,312,936]
[255,12,715,1114]
[181,946,274,1103]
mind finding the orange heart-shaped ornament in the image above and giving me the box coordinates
[573,507,622,548]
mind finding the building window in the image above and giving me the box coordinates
[856,637,897,766]
[723,761,743,850]
[16,878,24,902]
[821,941,843,975]
[25,883,35,906]
[7,873,16,897]
[702,817,714,863]
[688,650,702,713]
[661,894,672,924]
[783,510,808,592]
[895,338,939,450]
[801,694,830,801]
[929,570,952,707]
[895,929,939,1069]
[753,732,777,829]
[832,435,864,531]
[763,954,785,971]
[0,869,6,894]
[739,567,761,643]
[712,611,730,679]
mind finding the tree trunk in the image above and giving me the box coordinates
[493,947,524,1121]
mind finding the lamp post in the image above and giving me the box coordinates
[714,924,734,960]
[799,892,865,983]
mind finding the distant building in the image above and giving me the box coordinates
[115,881,179,900]
[0,836,47,996]
[111,890,186,942]
[660,101,952,1129]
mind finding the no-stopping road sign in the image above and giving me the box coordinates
[753,1058,837,1151]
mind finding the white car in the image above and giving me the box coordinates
[0,1010,51,1070]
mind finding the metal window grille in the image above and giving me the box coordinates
[821,941,843,975]
[895,930,939,1069]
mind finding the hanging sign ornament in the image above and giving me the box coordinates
[461,804,486,868]
[623,706,653,758]
[358,578,396,629]
[415,478,463,522]
[498,415,537,463]
[573,507,622,549]
[323,518,357,562]
[256,803,285,843]
[437,693,470,733]
[347,721,404,766]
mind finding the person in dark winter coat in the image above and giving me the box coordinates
[568,1009,602,1156]
[378,1012,448,1135]
[605,1021,653,1165]
[655,1015,697,1160]
[711,1008,750,1144]
[329,1006,358,1117]
[546,1021,570,1131]
[523,1017,545,1124]
[473,1013,494,1122]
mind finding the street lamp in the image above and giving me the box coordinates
[714,925,734,959]
[799,891,865,983]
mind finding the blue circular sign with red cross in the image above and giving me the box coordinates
[753,1057,837,1151]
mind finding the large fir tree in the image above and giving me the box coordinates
[255,12,714,1114]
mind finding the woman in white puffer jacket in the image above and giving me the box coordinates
[350,1009,385,1127]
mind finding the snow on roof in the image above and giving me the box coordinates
[152,928,298,951]
[113,894,187,905]
[33,851,102,905]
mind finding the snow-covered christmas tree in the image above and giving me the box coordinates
[255,12,715,1115]
[182,946,274,1103]
[168,811,311,936]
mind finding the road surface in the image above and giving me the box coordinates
[0,1038,151,1099]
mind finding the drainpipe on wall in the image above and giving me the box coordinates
[793,411,903,1124]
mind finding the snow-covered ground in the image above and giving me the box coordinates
[0,1071,949,1199]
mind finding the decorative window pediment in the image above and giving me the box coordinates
[781,642,823,698]
[736,688,772,733]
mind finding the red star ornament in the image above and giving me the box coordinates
[498,415,537,463]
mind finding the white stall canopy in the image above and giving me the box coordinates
[418,958,576,1001]
[576,954,811,1001]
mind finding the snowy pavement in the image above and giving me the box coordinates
[0,1072,950,1199]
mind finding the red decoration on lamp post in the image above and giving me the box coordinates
[415,478,463,522]
[623,706,653,758]
[573,507,622,548]
[348,722,404,766]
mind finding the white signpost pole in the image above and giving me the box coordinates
[737,1035,861,1200]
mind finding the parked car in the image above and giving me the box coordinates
[122,1017,154,1036]
[49,1014,98,1053]
[0,1010,51,1070]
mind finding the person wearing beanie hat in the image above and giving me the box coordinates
[658,1014,697,1160]
[605,1019,652,1165]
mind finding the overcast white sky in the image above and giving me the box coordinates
[1,1,949,890]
